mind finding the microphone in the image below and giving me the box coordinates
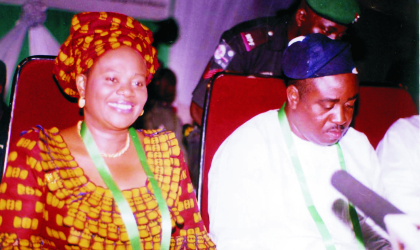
[332,199,392,250]
[331,170,403,231]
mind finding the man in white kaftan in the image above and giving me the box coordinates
[208,34,387,250]
[209,111,382,249]
[376,115,420,216]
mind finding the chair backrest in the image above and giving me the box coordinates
[198,74,418,230]
[198,73,287,229]
[352,86,418,148]
[4,56,81,171]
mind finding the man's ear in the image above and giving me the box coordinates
[295,8,307,27]
[286,85,300,109]
[75,74,87,97]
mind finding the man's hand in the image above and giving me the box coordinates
[385,214,420,250]
[333,199,392,250]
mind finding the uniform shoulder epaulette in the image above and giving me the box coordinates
[239,26,271,52]
[222,16,278,52]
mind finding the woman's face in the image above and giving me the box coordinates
[79,46,148,131]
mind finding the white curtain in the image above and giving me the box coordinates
[169,0,294,124]
[0,21,27,101]
[0,0,61,101]
[0,22,60,101]
[29,25,60,56]
[0,0,172,20]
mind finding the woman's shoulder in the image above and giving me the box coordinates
[18,124,62,138]
[8,125,72,169]
[12,125,66,151]
[5,125,77,191]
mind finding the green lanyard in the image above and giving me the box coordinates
[80,122,171,250]
[277,105,365,250]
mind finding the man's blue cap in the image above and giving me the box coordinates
[282,34,357,80]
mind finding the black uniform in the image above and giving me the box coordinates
[191,15,290,108]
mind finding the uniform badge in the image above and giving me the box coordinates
[213,40,235,69]
[353,13,360,23]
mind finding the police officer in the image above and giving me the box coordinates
[190,0,361,125]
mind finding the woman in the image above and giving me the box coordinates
[0,12,215,250]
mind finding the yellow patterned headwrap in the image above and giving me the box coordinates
[53,12,159,98]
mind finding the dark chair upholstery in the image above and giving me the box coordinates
[3,56,81,175]
[198,73,418,230]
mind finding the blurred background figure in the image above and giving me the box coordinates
[143,67,182,139]
[0,60,10,178]
[142,67,190,174]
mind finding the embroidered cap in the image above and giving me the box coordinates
[53,12,159,98]
[282,34,357,79]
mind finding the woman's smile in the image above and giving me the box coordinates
[108,101,134,112]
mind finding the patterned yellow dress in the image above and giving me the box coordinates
[0,126,215,250]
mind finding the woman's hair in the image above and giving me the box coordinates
[53,12,159,98]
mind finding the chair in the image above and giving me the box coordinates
[198,73,287,229]
[2,56,81,175]
[352,85,418,148]
[198,73,418,230]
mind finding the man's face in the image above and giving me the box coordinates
[290,73,359,146]
[299,10,348,40]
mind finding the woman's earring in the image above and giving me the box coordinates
[140,110,144,116]
[78,97,85,108]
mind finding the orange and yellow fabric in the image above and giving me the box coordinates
[0,126,215,249]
